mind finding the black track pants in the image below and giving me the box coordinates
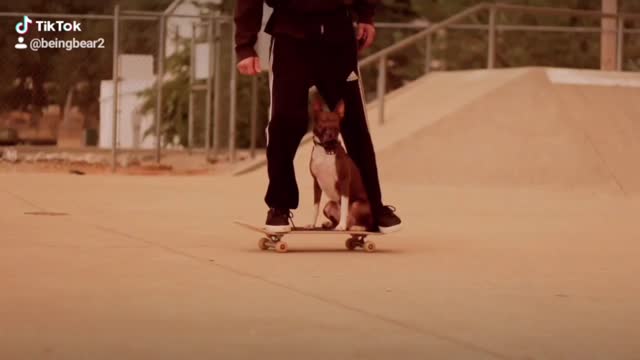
[265,34,384,216]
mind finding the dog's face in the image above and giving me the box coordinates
[312,97,345,145]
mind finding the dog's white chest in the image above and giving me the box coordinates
[310,147,340,201]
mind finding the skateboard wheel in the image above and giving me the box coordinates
[345,238,358,251]
[363,240,376,253]
[258,238,270,251]
[275,241,289,253]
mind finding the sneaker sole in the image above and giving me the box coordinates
[378,223,402,234]
[265,224,292,233]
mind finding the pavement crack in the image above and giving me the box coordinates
[3,190,48,212]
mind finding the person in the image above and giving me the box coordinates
[234,0,401,233]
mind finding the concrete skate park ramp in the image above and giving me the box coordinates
[240,67,640,195]
[376,67,640,194]
[232,67,529,177]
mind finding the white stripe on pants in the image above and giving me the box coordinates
[266,37,275,146]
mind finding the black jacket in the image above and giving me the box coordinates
[235,0,379,61]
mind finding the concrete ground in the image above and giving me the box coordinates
[2,67,639,359]
[2,172,639,359]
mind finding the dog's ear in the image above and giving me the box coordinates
[334,100,345,119]
[311,92,325,113]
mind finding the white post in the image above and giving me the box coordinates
[601,0,618,71]
[111,5,120,172]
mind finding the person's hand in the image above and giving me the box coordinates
[237,56,261,75]
[356,23,376,51]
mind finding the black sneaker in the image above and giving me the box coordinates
[376,205,402,234]
[265,208,292,233]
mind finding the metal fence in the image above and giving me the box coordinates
[0,7,237,171]
[111,8,238,170]
[1,3,639,172]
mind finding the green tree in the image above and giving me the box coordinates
[137,37,190,146]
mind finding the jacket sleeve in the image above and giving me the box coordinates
[234,0,264,61]
[353,0,379,24]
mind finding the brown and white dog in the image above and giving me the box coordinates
[308,93,373,231]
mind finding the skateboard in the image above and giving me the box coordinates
[233,220,383,253]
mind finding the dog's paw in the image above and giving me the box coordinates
[322,221,335,230]
[335,223,347,231]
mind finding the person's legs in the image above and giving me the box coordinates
[264,36,312,230]
[313,37,401,232]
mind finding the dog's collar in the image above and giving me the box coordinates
[313,136,340,155]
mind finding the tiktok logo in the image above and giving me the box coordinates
[16,16,32,35]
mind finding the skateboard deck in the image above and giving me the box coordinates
[233,220,383,253]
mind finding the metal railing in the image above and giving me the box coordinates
[359,2,640,125]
